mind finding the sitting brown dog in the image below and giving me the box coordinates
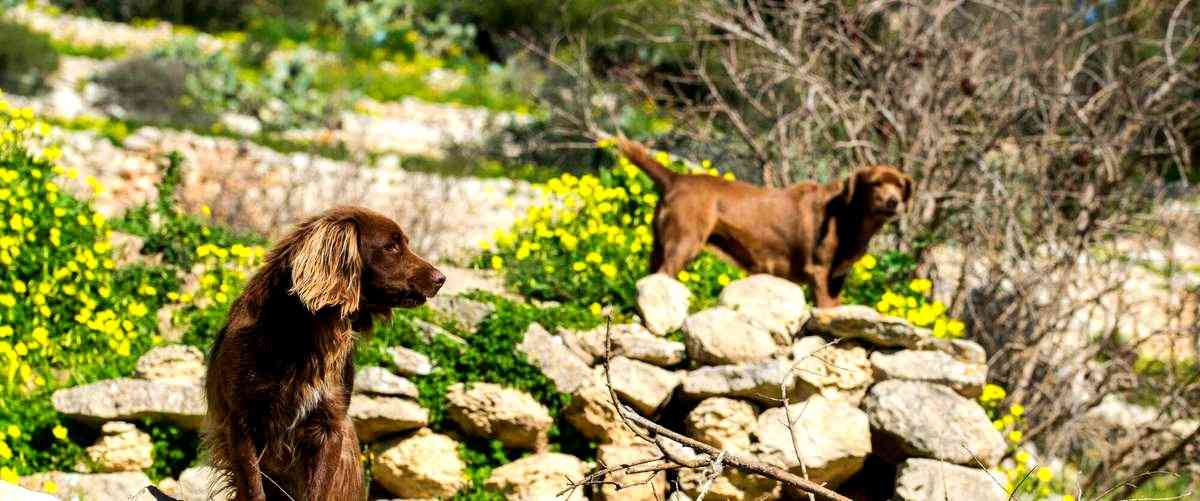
[616,138,911,308]
[204,206,445,501]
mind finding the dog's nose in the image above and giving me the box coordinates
[430,270,447,291]
[885,198,899,210]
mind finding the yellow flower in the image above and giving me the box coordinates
[1008,430,1023,443]
[908,278,933,294]
[0,466,17,484]
[599,264,617,278]
[1035,466,1052,483]
[201,204,212,217]
[52,424,68,440]
[1015,450,1031,465]
[1009,404,1025,417]
[589,303,603,316]
[11,280,25,294]
[0,326,10,338]
[717,274,731,286]
[857,254,877,270]
[0,441,10,460]
[677,270,692,282]
[42,480,58,494]
[490,256,503,270]
[1063,496,1076,501]
[585,252,602,264]
[571,262,586,272]
[6,425,19,438]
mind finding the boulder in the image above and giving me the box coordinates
[926,338,988,364]
[609,356,681,415]
[52,379,205,429]
[676,467,780,501]
[387,346,433,377]
[429,295,495,332]
[862,380,1006,467]
[680,359,794,405]
[683,308,779,365]
[719,275,811,343]
[484,452,589,501]
[893,458,1007,501]
[754,396,872,487]
[348,396,429,442]
[134,345,205,382]
[446,383,553,450]
[596,443,668,501]
[408,317,467,345]
[354,366,419,398]
[684,398,758,453]
[790,337,874,405]
[870,349,987,398]
[1,480,58,501]
[564,375,645,445]
[85,421,153,473]
[806,306,929,348]
[373,429,468,499]
[560,323,686,367]
[19,471,151,501]
[518,323,592,394]
[636,274,692,335]
[176,465,230,501]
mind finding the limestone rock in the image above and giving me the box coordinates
[790,336,874,405]
[719,275,811,343]
[429,295,495,332]
[0,481,57,501]
[560,323,686,367]
[407,317,466,345]
[85,421,153,473]
[52,378,205,429]
[754,396,872,487]
[677,467,780,501]
[685,398,758,453]
[925,338,988,364]
[354,366,419,398]
[806,306,929,348]
[564,374,645,445]
[680,360,793,405]
[683,308,779,365]
[19,471,151,501]
[177,465,230,501]
[518,323,592,394]
[596,443,667,501]
[108,231,153,268]
[134,345,205,382]
[870,349,987,398]
[348,396,429,442]
[446,383,553,450]
[436,265,511,298]
[387,346,433,377]
[893,458,1007,501]
[373,429,468,499]
[863,380,1006,467]
[609,356,681,415]
[636,274,692,335]
[484,452,588,501]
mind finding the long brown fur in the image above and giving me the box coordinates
[204,206,445,501]
[616,138,913,308]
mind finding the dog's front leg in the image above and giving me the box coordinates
[305,417,364,501]
[803,267,839,308]
[231,421,267,501]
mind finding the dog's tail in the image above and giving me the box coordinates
[615,137,676,189]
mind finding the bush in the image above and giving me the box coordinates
[51,0,326,32]
[0,21,61,95]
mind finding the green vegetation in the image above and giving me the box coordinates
[0,20,61,95]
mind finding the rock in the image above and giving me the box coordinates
[408,317,466,345]
[218,112,263,136]
[676,467,780,501]
[177,465,230,501]
[373,429,468,499]
[683,308,779,365]
[680,359,794,405]
[0,480,58,501]
[893,458,1007,501]
[484,452,589,501]
[19,471,151,501]
[446,383,553,450]
[564,375,645,445]
[518,323,592,394]
[429,295,495,332]
[806,305,929,348]
[596,443,668,501]
[926,338,988,364]
[863,380,1006,467]
[560,323,686,367]
[636,274,692,335]
[754,396,872,487]
[790,337,874,405]
[354,366,419,398]
[387,346,433,377]
[348,395,429,442]
[437,265,511,298]
[134,345,205,383]
[685,398,758,453]
[52,378,205,429]
[108,231,152,268]
[719,275,811,343]
[609,356,681,415]
[156,305,185,343]
[85,421,153,473]
[869,349,987,398]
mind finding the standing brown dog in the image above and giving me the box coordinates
[616,138,911,307]
[204,207,445,501]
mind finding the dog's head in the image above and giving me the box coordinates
[838,165,913,218]
[288,207,445,318]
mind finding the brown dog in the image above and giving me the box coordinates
[616,138,911,308]
[204,206,445,501]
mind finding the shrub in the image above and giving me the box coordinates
[51,0,326,32]
[0,21,61,95]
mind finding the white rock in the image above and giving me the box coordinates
[218,113,263,136]
[754,395,872,487]
[806,305,930,348]
[560,323,686,367]
[177,465,230,501]
[869,349,987,398]
[387,346,433,377]
[354,366,419,398]
[596,443,667,501]
[85,422,153,473]
[484,452,589,501]
[719,275,811,343]
[893,458,1007,501]
[685,398,758,453]
[517,323,592,394]
[676,467,781,501]
[609,357,681,415]
[862,380,1007,467]
[0,480,58,501]
[372,429,468,499]
[19,471,151,501]
[683,308,779,365]
[348,396,429,442]
[446,383,553,450]
[636,274,692,335]
[134,345,205,383]
[564,373,646,445]
[790,337,874,405]
[52,379,205,430]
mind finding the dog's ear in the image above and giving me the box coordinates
[290,216,362,318]
[835,169,863,206]
[902,174,914,204]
